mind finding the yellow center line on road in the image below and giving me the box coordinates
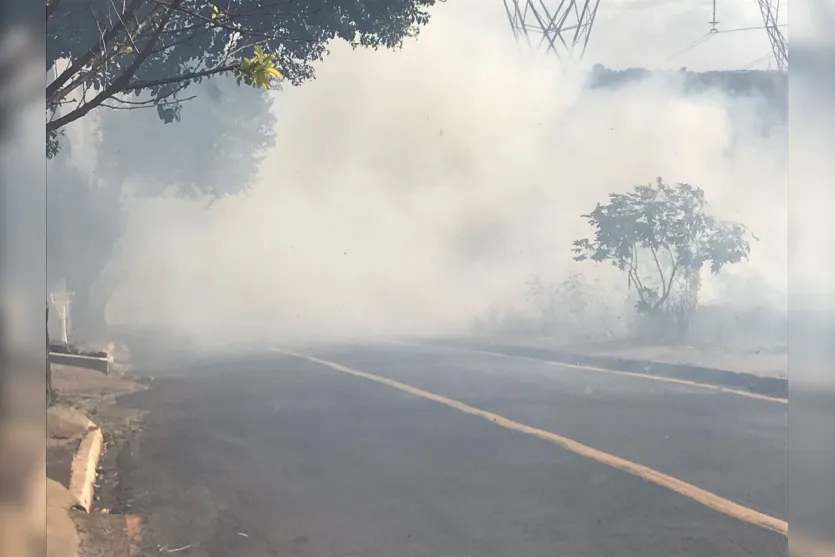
[387,340,788,405]
[269,347,788,537]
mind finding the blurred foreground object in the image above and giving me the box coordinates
[788,0,835,554]
[0,0,41,142]
[1,1,48,556]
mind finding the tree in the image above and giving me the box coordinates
[47,76,276,338]
[572,178,754,342]
[46,0,437,152]
[47,155,126,339]
[95,74,276,200]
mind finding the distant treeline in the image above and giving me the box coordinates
[587,65,787,127]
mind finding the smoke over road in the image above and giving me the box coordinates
[57,0,788,347]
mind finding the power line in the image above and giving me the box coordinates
[742,51,774,70]
[715,23,787,34]
[667,22,788,65]
[668,32,715,60]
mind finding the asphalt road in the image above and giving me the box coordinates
[109,343,788,557]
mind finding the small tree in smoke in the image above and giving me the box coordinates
[525,273,589,336]
[525,275,559,334]
[524,272,619,341]
[572,178,754,343]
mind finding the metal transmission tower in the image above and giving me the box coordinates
[758,0,787,71]
[503,0,602,61]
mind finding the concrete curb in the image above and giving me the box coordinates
[49,352,111,374]
[68,426,104,512]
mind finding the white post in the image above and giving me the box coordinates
[49,292,73,346]
[58,305,69,345]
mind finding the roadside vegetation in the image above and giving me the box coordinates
[470,178,785,355]
[46,0,441,398]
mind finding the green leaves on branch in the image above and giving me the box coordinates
[112,44,134,56]
[45,0,436,148]
[233,46,283,90]
[572,177,754,314]
[208,3,227,22]
[47,129,63,159]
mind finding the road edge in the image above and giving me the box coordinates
[416,339,788,400]
[68,426,104,512]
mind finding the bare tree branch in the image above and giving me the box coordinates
[47,0,180,132]
[150,1,317,43]
[654,261,680,311]
[47,0,145,104]
[110,0,142,54]
[649,245,666,296]
[625,244,647,301]
[101,93,196,110]
[50,3,163,110]
[125,63,238,91]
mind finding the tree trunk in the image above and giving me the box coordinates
[636,308,676,345]
[47,360,55,406]
[47,305,56,406]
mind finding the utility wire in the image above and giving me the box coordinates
[742,51,773,70]
[715,23,787,34]
[668,32,715,60]
[667,23,787,62]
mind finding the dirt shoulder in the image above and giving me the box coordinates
[452,336,787,379]
[425,336,788,399]
[568,344,785,380]
[48,364,149,557]
[52,364,146,412]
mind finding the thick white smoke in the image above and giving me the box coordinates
[95,0,787,345]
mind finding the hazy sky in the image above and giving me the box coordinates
[456,0,785,71]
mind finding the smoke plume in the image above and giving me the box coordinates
[63,0,787,346]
